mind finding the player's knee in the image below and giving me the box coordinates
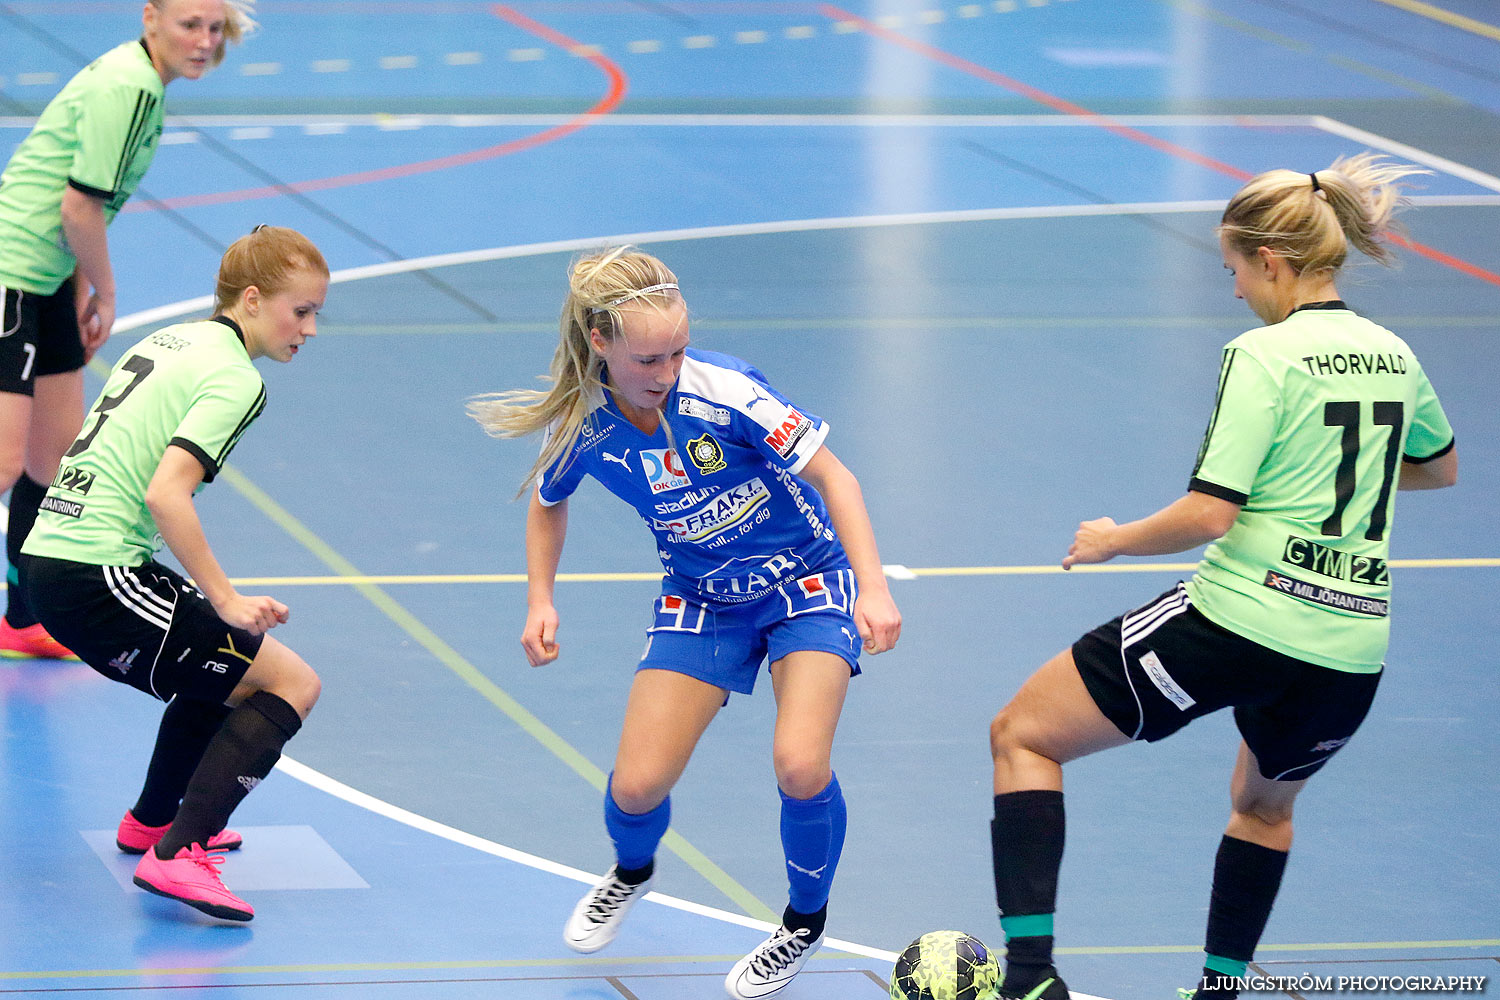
[772,749,830,799]
[244,643,320,719]
[989,705,1024,761]
[0,449,23,493]
[1231,796,1295,832]
[608,771,668,815]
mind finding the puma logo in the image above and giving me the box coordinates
[746,389,770,410]
[602,449,631,470]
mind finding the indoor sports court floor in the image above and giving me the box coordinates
[2,1,1497,997]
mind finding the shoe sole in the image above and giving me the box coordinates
[117,836,243,855]
[132,874,253,922]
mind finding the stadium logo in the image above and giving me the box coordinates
[651,477,770,542]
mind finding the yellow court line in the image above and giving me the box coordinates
[5,938,1496,981]
[1371,0,1500,42]
[224,557,1500,587]
[218,467,777,925]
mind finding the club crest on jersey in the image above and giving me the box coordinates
[685,433,727,475]
[764,408,811,459]
[642,448,692,493]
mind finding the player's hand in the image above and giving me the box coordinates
[854,588,901,654]
[1063,517,1119,570]
[521,604,560,667]
[78,293,115,362]
[214,593,290,635]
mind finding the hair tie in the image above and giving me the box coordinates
[605,282,679,308]
[1308,172,1321,193]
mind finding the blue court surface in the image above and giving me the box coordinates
[2,1,1498,997]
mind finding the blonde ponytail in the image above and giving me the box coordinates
[1219,153,1429,275]
[468,247,681,495]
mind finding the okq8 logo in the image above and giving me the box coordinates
[642,448,691,494]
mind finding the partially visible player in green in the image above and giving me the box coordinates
[0,0,254,659]
[986,154,1457,1000]
[20,225,327,922]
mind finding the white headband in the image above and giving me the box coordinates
[605,282,679,308]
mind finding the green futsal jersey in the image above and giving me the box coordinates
[24,318,266,567]
[0,40,164,293]
[1184,303,1453,673]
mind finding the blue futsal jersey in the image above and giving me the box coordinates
[537,349,849,604]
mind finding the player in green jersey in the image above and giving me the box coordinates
[21,225,327,922]
[0,0,253,659]
[985,154,1458,1000]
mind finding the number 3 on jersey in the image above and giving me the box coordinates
[65,355,155,458]
[1323,399,1402,542]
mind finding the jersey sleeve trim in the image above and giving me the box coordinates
[784,421,829,475]
[67,178,112,200]
[1404,436,1455,464]
[168,437,219,483]
[213,385,267,469]
[1187,477,1249,505]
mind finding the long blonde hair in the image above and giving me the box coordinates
[468,247,682,494]
[1218,153,1428,275]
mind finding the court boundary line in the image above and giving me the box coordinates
[820,4,1500,288]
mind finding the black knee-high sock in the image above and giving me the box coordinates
[1194,835,1289,996]
[5,473,47,627]
[156,691,302,859]
[992,790,1065,983]
[132,697,234,827]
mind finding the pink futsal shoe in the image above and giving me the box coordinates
[133,843,254,921]
[115,810,243,854]
[0,620,79,660]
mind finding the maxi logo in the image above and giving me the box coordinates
[642,448,691,493]
[651,477,769,543]
[763,408,810,459]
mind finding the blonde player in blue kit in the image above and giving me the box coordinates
[470,247,901,999]
[985,155,1457,1000]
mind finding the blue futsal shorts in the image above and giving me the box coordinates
[639,569,863,695]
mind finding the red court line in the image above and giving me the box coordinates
[124,5,627,213]
[819,4,1500,288]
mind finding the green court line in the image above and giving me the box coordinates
[0,951,852,982]
[1371,0,1500,42]
[1160,0,1466,105]
[218,466,777,924]
[217,557,1499,588]
[1058,939,1500,956]
[5,939,1495,982]
[314,314,1498,336]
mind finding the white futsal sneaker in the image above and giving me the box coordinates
[724,925,824,998]
[563,866,654,953]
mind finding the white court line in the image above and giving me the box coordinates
[0,112,1331,129]
[1313,116,1500,194]
[110,195,1500,335]
[275,756,900,961]
[277,756,1115,999]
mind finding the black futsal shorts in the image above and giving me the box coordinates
[1,281,86,395]
[1071,582,1382,781]
[22,555,263,703]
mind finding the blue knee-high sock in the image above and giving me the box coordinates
[779,773,846,917]
[603,773,670,872]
